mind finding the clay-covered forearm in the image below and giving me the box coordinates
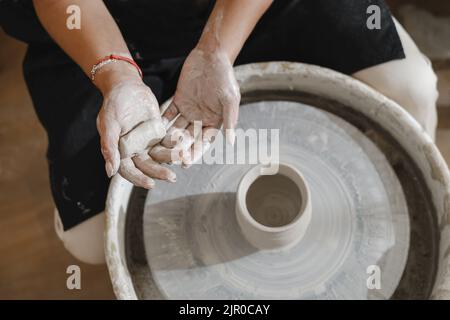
[33,0,139,93]
[197,0,273,63]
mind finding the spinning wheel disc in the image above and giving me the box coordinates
[142,101,410,299]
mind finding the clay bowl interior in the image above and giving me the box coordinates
[236,163,312,250]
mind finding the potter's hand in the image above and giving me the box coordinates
[171,48,240,131]
[150,0,274,165]
[96,70,176,189]
[158,48,240,164]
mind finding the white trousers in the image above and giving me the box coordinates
[54,209,106,265]
[353,19,439,140]
[55,19,439,265]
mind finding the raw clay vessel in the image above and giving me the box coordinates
[105,62,450,300]
[236,163,311,250]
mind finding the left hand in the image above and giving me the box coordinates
[151,47,241,166]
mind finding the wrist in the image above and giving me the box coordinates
[195,41,236,64]
[94,61,142,95]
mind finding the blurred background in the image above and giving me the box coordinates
[0,0,449,299]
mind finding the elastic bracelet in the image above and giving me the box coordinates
[90,54,143,82]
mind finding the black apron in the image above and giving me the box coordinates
[0,0,404,230]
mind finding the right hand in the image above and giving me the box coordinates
[95,64,176,189]
[147,47,240,168]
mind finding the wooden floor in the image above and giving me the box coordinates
[388,0,450,16]
[0,0,449,299]
[0,32,114,299]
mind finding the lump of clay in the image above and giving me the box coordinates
[119,119,166,158]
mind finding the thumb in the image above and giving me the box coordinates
[97,113,121,178]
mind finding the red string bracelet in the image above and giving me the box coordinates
[90,54,143,82]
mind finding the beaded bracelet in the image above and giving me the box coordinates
[90,54,143,82]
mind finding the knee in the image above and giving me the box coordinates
[388,59,439,139]
[404,61,438,125]
[357,56,439,139]
[354,18,439,140]
[54,210,106,265]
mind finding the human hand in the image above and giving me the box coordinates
[96,66,176,188]
[154,47,240,165]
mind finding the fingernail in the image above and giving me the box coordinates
[182,160,192,169]
[167,172,177,183]
[202,141,211,153]
[226,128,236,146]
[180,150,191,168]
[105,162,114,178]
[146,180,156,189]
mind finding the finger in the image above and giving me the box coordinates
[119,158,155,189]
[185,125,217,168]
[149,144,184,164]
[179,122,198,149]
[189,140,213,168]
[119,119,166,158]
[97,113,121,177]
[161,115,190,148]
[179,122,202,167]
[161,101,179,123]
[203,125,222,144]
[221,97,239,146]
[133,153,177,183]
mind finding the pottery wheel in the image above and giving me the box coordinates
[142,101,410,300]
